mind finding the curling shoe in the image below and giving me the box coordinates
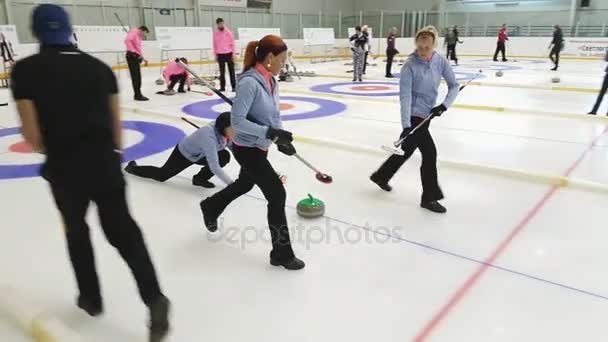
[270,256,306,270]
[421,201,447,214]
[370,173,392,192]
[200,198,218,232]
[77,296,103,317]
[148,295,170,342]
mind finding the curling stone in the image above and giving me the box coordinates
[155,78,165,85]
[296,194,325,219]
[551,76,561,83]
[163,89,177,96]
[495,70,504,77]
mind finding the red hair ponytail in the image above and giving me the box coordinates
[242,35,287,72]
[243,40,259,71]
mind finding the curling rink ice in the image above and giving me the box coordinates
[1,55,608,342]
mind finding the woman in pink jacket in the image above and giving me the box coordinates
[161,58,192,95]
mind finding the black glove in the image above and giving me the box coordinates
[431,104,447,117]
[399,127,413,140]
[266,128,293,145]
[277,143,297,156]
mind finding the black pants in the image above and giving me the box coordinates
[363,51,369,73]
[126,52,143,97]
[128,146,230,182]
[493,41,507,61]
[373,117,444,203]
[386,49,397,76]
[549,45,561,69]
[49,157,162,306]
[217,53,236,91]
[447,44,458,64]
[203,144,295,262]
[591,72,608,114]
[168,73,187,92]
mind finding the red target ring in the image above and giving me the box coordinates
[9,141,33,154]
[351,85,391,91]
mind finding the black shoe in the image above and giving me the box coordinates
[200,199,218,232]
[124,160,137,174]
[385,74,394,78]
[134,94,149,101]
[588,111,597,115]
[219,88,226,92]
[178,89,186,93]
[421,201,447,213]
[352,78,357,82]
[370,173,392,192]
[551,67,557,71]
[358,78,363,82]
[77,296,103,317]
[148,295,170,342]
[502,59,508,62]
[493,59,498,62]
[270,257,305,270]
[192,176,216,188]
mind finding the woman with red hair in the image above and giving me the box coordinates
[200,35,305,270]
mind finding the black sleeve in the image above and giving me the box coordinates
[106,65,119,95]
[10,61,34,100]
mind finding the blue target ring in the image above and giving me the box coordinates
[311,81,400,97]
[182,96,346,121]
[0,121,184,180]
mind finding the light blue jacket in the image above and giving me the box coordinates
[231,68,283,150]
[178,123,233,185]
[399,52,459,128]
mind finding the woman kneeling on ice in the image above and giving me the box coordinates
[125,112,233,188]
[370,26,459,213]
[200,35,305,270]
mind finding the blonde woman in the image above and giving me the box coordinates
[370,26,459,213]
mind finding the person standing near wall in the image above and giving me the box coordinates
[444,28,458,65]
[362,25,371,74]
[125,25,150,101]
[12,5,170,341]
[350,26,368,82]
[213,18,236,93]
[588,48,608,116]
[370,26,459,214]
[548,25,564,71]
[493,23,509,62]
[386,27,399,78]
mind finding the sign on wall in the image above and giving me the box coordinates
[200,0,247,7]
[0,25,19,60]
[561,38,608,58]
[155,27,213,50]
[238,27,281,44]
[73,26,128,52]
[303,28,335,46]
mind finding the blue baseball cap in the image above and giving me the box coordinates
[32,4,72,45]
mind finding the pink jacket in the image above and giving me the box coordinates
[163,61,192,86]
[213,28,235,55]
[498,29,509,43]
[125,28,143,57]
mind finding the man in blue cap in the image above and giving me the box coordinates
[11,5,170,341]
